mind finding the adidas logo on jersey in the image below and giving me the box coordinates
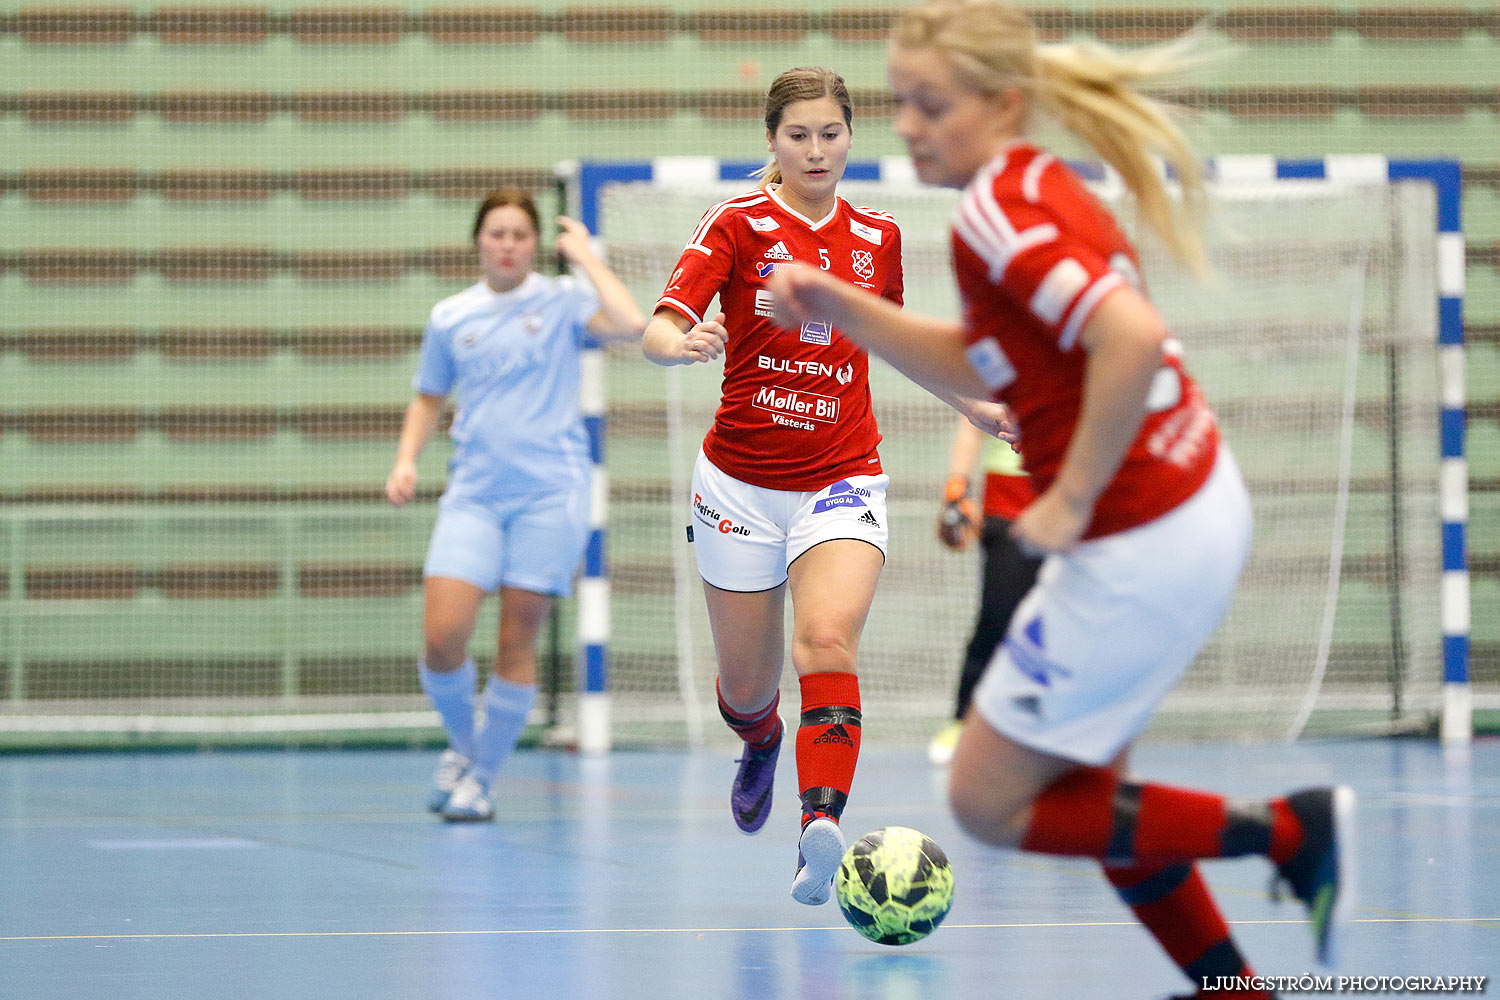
[858,510,880,528]
[762,241,794,261]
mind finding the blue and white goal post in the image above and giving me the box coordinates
[1209,156,1468,745]
[560,154,1469,748]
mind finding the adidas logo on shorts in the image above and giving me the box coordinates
[762,241,794,261]
[1011,694,1042,716]
[858,510,880,528]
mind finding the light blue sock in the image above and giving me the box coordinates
[418,657,477,759]
[468,676,537,791]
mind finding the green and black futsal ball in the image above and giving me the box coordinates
[834,826,954,945]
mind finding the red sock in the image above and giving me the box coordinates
[1105,862,1269,1000]
[1021,766,1306,865]
[716,679,781,749]
[795,671,861,826]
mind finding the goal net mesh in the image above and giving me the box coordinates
[595,169,1441,746]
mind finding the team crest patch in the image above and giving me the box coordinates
[800,320,831,345]
[749,216,780,232]
[850,249,874,280]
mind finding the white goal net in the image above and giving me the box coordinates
[590,160,1443,746]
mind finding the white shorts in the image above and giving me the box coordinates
[972,448,1253,765]
[424,487,590,597]
[689,450,889,592]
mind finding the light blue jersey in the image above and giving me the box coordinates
[416,272,599,502]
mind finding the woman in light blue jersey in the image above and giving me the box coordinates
[387,189,645,821]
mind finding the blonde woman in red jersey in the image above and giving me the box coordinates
[642,66,904,906]
[767,4,1353,993]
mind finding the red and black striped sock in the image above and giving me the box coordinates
[716,679,781,750]
[1020,766,1305,865]
[1105,861,1270,1000]
[795,671,861,827]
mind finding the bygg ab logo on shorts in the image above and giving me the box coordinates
[811,479,871,514]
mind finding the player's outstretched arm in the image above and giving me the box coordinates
[641,307,729,367]
[768,263,986,402]
[386,393,445,507]
[557,216,647,341]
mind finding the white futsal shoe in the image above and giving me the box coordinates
[791,817,846,905]
[440,774,494,823]
[427,749,472,813]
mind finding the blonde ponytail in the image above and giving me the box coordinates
[893,0,1217,276]
[1034,37,1212,276]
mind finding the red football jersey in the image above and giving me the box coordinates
[657,185,904,491]
[951,143,1219,539]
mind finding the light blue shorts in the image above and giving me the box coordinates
[423,487,591,597]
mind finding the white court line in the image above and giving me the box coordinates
[89,838,264,850]
[6,916,1497,943]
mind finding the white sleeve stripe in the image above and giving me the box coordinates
[954,212,1059,283]
[965,183,1020,246]
[685,243,714,256]
[1058,272,1125,351]
[951,212,995,268]
[954,194,1011,260]
[1022,153,1055,204]
[656,295,704,326]
[689,194,763,241]
[955,183,1058,282]
[687,194,767,248]
[849,206,900,237]
[686,194,766,247]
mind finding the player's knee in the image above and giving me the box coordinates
[496,628,538,659]
[948,766,1027,848]
[792,630,856,674]
[718,673,778,713]
[494,636,541,679]
[422,627,470,672]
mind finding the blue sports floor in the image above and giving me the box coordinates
[1,740,1496,999]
